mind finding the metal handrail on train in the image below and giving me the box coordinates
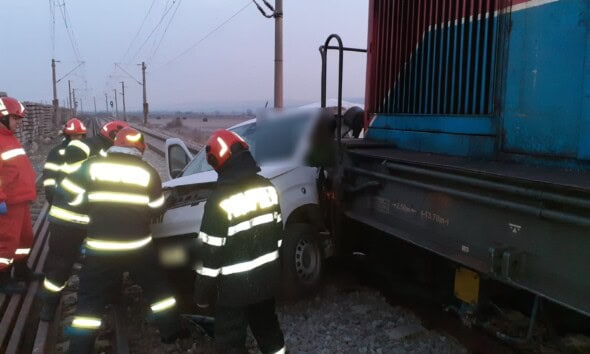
[319,34,367,156]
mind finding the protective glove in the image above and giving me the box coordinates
[0,201,7,215]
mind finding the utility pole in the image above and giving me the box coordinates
[121,81,127,121]
[105,93,109,113]
[94,96,97,114]
[114,88,119,119]
[51,59,60,125]
[275,0,283,109]
[253,1,283,109]
[141,61,148,124]
[72,88,77,117]
[68,80,73,117]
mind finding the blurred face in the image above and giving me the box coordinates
[8,115,23,133]
[70,134,84,140]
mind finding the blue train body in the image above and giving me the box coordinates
[338,0,590,317]
[365,0,590,167]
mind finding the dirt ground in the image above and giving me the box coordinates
[146,115,252,147]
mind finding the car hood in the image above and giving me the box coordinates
[162,161,297,189]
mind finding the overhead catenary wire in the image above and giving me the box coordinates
[157,1,252,69]
[107,0,159,96]
[252,0,275,18]
[121,0,158,62]
[114,63,143,86]
[56,61,85,83]
[131,0,179,61]
[57,0,83,63]
[53,0,90,106]
[148,0,183,62]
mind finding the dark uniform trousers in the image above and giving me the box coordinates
[215,298,285,354]
[68,243,178,354]
[44,223,86,290]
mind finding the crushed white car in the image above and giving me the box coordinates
[151,106,363,298]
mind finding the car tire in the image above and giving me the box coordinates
[280,223,323,300]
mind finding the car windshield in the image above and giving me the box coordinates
[180,112,312,177]
[254,112,311,164]
[181,122,256,177]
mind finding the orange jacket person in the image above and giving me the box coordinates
[0,96,37,294]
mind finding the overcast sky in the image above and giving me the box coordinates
[1,1,368,112]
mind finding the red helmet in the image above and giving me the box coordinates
[205,129,249,171]
[113,127,146,152]
[0,97,26,118]
[100,120,129,142]
[63,118,87,136]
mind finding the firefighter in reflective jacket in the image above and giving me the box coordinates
[195,129,286,354]
[41,120,127,321]
[0,97,38,294]
[64,127,181,353]
[42,118,87,204]
[61,120,129,176]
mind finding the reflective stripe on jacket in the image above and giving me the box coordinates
[0,128,36,204]
[63,152,164,248]
[194,151,282,307]
[42,139,69,203]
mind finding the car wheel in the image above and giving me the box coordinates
[280,223,323,300]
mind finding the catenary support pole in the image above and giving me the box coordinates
[114,88,118,119]
[51,59,60,125]
[142,62,148,124]
[274,0,283,109]
[121,81,127,121]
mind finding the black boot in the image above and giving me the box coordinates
[40,292,60,321]
[0,271,26,294]
[12,262,44,282]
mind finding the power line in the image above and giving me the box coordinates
[56,61,85,83]
[158,1,252,69]
[252,0,275,18]
[114,63,143,85]
[149,0,183,62]
[63,2,83,61]
[121,0,158,62]
[54,0,89,103]
[131,0,178,61]
[57,1,82,62]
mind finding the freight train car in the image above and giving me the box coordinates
[331,0,590,319]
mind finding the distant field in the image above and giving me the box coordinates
[147,115,251,146]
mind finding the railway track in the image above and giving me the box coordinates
[0,186,130,353]
[0,117,133,353]
[3,117,196,353]
[132,124,200,157]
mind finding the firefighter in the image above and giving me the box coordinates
[61,120,129,176]
[0,97,37,294]
[194,129,286,354]
[65,127,181,353]
[41,120,128,321]
[42,118,87,204]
